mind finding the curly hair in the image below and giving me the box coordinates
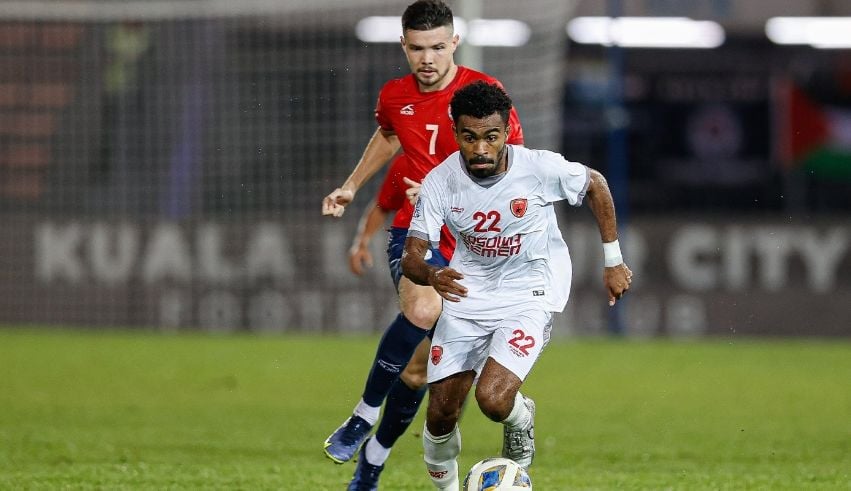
[402,0,453,32]
[450,81,513,125]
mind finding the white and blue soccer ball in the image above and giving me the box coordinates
[462,457,532,490]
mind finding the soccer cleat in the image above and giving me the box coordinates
[346,446,384,491]
[501,395,536,468]
[323,415,373,464]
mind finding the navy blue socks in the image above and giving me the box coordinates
[361,313,428,407]
[375,380,427,448]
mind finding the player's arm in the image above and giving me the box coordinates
[321,128,401,217]
[585,168,633,306]
[401,236,467,302]
[349,199,391,275]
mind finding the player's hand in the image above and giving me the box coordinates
[604,263,632,306]
[402,177,422,205]
[348,243,373,276]
[428,267,467,302]
[322,187,356,217]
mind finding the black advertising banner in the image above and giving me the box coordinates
[1,213,849,337]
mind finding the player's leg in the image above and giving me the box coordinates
[475,359,535,469]
[372,336,429,449]
[475,310,552,469]
[423,372,473,491]
[325,317,429,466]
[356,231,443,411]
[323,308,427,464]
[347,291,439,488]
[399,335,429,389]
[357,277,438,410]
[326,229,443,465]
[423,313,489,490]
[351,336,429,488]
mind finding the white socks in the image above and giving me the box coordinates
[353,398,381,426]
[502,392,531,430]
[364,436,391,466]
[423,424,461,490]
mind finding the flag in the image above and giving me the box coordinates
[780,82,851,179]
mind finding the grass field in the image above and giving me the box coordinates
[0,328,848,490]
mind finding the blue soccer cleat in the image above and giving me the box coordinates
[323,415,373,464]
[347,446,384,491]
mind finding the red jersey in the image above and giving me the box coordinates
[376,153,408,213]
[374,65,525,257]
[374,153,455,261]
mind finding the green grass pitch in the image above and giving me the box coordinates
[0,328,848,490]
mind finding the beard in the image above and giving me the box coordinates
[465,145,506,178]
[416,67,447,87]
[466,156,496,178]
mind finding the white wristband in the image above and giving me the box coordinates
[603,239,623,267]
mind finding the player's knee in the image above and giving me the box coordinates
[401,299,441,329]
[400,366,427,389]
[426,398,461,432]
[399,280,442,328]
[474,387,512,422]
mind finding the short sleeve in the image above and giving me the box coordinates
[541,152,590,206]
[374,91,393,132]
[407,174,445,250]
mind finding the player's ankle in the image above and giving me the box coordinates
[353,399,381,425]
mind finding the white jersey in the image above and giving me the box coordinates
[409,145,590,319]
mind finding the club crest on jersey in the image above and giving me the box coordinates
[510,198,528,218]
[400,104,415,115]
[431,345,443,365]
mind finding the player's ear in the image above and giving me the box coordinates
[453,124,463,145]
[451,33,460,50]
[505,123,512,137]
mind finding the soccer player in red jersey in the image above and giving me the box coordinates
[321,2,523,489]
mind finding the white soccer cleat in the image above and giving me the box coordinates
[501,395,535,468]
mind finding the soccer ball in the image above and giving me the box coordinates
[462,457,532,490]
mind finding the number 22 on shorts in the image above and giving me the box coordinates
[508,329,535,356]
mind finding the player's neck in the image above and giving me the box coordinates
[417,64,458,93]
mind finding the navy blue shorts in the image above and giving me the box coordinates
[387,227,449,290]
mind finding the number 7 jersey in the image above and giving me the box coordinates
[409,145,590,319]
[375,66,524,233]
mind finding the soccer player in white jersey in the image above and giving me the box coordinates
[402,81,633,490]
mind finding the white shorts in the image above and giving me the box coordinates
[427,310,553,384]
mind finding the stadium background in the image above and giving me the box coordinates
[0,0,849,338]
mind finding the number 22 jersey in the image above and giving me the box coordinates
[409,145,590,319]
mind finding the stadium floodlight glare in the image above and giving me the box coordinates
[766,17,851,49]
[356,16,529,47]
[467,19,531,47]
[355,16,405,43]
[567,16,725,48]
